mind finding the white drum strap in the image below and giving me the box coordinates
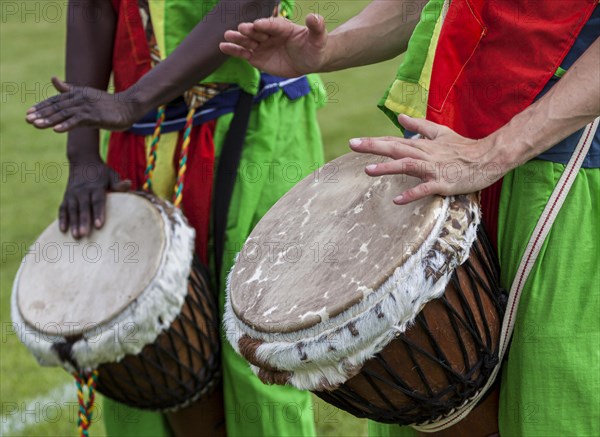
[416,117,600,432]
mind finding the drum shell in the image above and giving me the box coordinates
[95,259,221,411]
[314,230,505,426]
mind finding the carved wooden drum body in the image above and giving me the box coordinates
[225,153,505,428]
[12,192,220,410]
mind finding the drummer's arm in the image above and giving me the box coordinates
[220,0,426,74]
[123,0,278,113]
[59,0,132,238]
[350,38,600,204]
[322,0,426,71]
[64,0,115,164]
[27,0,278,132]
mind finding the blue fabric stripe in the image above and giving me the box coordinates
[128,74,311,136]
[536,6,599,168]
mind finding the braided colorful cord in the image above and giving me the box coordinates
[73,370,98,437]
[173,106,196,208]
[143,105,166,192]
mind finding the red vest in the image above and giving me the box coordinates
[427,0,596,245]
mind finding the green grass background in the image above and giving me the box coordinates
[0,1,402,435]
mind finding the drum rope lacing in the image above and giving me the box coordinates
[92,259,220,410]
[315,226,506,425]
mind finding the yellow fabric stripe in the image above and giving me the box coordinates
[383,10,444,119]
[145,131,178,199]
[149,0,166,59]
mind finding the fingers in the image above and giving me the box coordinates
[59,200,69,233]
[364,158,435,180]
[52,115,84,133]
[397,114,447,140]
[77,191,92,237]
[219,42,252,59]
[26,78,73,116]
[305,13,326,41]
[224,30,258,50]
[112,179,132,192]
[108,169,131,193]
[361,158,443,205]
[67,196,80,238]
[394,181,441,205]
[349,137,427,160]
[237,22,271,42]
[253,16,295,37]
[51,76,71,93]
[31,108,77,130]
[91,189,106,229]
[222,22,267,59]
[26,94,74,123]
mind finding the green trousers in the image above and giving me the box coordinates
[103,86,325,437]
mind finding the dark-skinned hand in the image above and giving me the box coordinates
[61,159,131,238]
[26,77,143,133]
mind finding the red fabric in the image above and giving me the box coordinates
[106,132,147,188]
[111,0,152,92]
[480,180,502,242]
[427,0,596,247]
[107,123,217,263]
[106,0,216,262]
[174,121,216,264]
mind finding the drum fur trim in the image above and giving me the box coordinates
[224,195,480,391]
[11,197,195,372]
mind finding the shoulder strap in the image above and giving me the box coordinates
[212,91,254,289]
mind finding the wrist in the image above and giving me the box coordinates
[66,129,102,163]
[483,131,515,175]
[117,87,151,123]
[319,34,339,73]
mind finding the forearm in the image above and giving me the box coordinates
[65,0,116,162]
[491,38,600,171]
[322,0,426,72]
[131,0,277,112]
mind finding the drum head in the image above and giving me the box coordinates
[15,192,166,335]
[230,152,444,333]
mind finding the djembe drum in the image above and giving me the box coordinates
[225,153,505,432]
[12,192,220,412]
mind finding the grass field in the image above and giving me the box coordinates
[0,1,402,435]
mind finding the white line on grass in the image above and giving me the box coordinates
[1,382,73,436]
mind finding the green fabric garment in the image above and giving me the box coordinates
[497,161,600,436]
[149,0,294,96]
[213,84,324,437]
[103,84,324,437]
[368,421,415,437]
[368,161,600,436]
[377,0,443,131]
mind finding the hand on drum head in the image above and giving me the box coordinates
[220,14,328,77]
[349,115,507,204]
[60,160,131,238]
[25,77,143,132]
